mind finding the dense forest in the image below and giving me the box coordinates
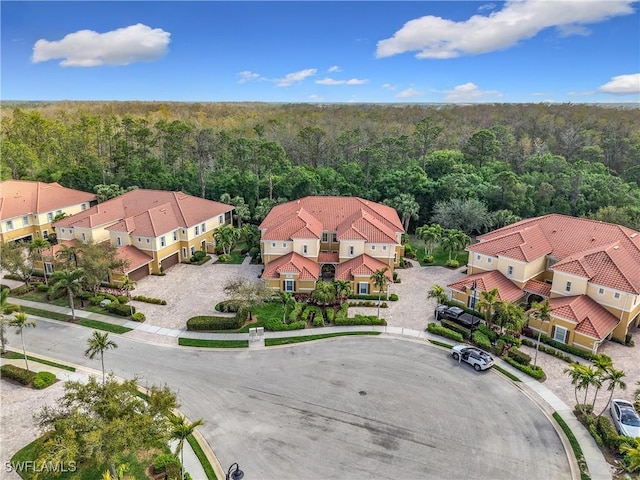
[2,102,640,232]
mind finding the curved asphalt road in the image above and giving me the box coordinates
[9,319,571,480]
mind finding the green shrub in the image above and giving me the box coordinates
[423,255,435,264]
[427,323,464,342]
[334,315,386,326]
[3,303,21,314]
[525,331,596,360]
[476,323,498,342]
[12,285,35,296]
[187,315,243,331]
[191,250,207,262]
[441,319,471,339]
[103,293,118,302]
[132,295,167,305]
[36,283,49,292]
[215,300,240,313]
[389,293,399,301]
[288,302,304,323]
[503,357,545,380]
[312,316,324,327]
[33,371,56,389]
[521,338,572,362]
[3,273,22,281]
[494,339,507,356]
[472,330,492,350]
[588,424,604,447]
[1,364,36,385]
[117,295,129,304]
[266,318,306,331]
[596,415,625,451]
[326,308,335,323]
[347,294,384,301]
[131,312,146,322]
[89,295,105,305]
[507,348,531,365]
[404,244,415,258]
[445,259,460,268]
[500,334,522,347]
[106,303,135,316]
[153,453,180,474]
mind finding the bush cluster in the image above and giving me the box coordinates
[520,338,572,362]
[445,259,460,268]
[153,453,181,475]
[596,415,626,451]
[117,295,129,304]
[506,348,531,365]
[266,318,306,331]
[335,303,349,322]
[33,371,56,389]
[106,303,135,316]
[131,312,146,322]
[427,323,464,342]
[347,294,386,301]
[389,293,399,301]
[1,364,36,385]
[187,315,243,331]
[3,303,21,315]
[326,308,335,323]
[12,285,35,296]
[472,330,492,350]
[215,300,240,313]
[475,323,498,342]
[334,314,386,326]
[423,255,435,264]
[288,302,304,323]
[500,334,522,347]
[36,283,49,292]
[503,357,545,380]
[132,295,167,305]
[523,330,596,360]
[312,316,324,327]
[348,300,388,308]
[440,319,471,339]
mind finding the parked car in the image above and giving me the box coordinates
[435,305,481,329]
[610,399,640,438]
[450,344,494,371]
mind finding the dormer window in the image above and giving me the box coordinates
[565,281,571,292]
[303,245,308,254]
[349,246,354,256]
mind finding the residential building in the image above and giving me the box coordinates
[53,189,233,281]
[259,196,403,294]
[447,214,640,352]
[0,180,96,244]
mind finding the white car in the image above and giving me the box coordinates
[450,345,494,371]
[610,399,640,438]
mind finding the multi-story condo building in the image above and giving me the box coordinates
[0,180,96,244]
[447,214,640,353]
[259,196,404,295]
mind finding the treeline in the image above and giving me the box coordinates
[1,102,639,231]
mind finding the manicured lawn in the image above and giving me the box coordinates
[77,319,132,334]
[215,250,245,264]
[237,303,283,332]
[414,245,469,266]
[178,338,248,348]
[15,291,117,317]
[265,331,380,346]
[186,434,217,479]
[19,306,69,321]
[1,351,76,371]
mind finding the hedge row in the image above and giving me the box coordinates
[33,371,56,389]
[472,330,492,350]
[521,338,573,362]
[266,318,306,331]
[215,300,240,313]
[1,364,36,385]
[106,303,135,316]
[334,314,386,326]
[503,357,545,380]
[133,295,167,305]
[187,315,243,331]
[427,323,464,342]
[440,319,471,339]
[506,348,531,365]
[523,330,596,361]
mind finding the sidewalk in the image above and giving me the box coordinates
[8,296,612,480]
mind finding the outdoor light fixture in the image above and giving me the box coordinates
[226,463,244,480]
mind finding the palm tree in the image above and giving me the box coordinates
[493,301,526,334]
[415,224,443,256]
[477,288,499,331]
[312,281,336,306]
[530,299,552,367]
[49,268,84,321]
[564,363,595,414]
[170,415,206,480]
[394,193,420,232]
[0,287,10,355]
[597,367,626,417]
[213,224,240,256]
[84,331,118,384]
[56,243,81,269]
[634,380,640,411]
[333,280,352,302]
[28,238,51,285]
[371,268,389,319]
[589,355,613,412]
[427,284,448,306]
[120,275,136,315]
[620,437,640,473]
[439,230,459,262]
[278,292,296,323]
[9,312,36,371]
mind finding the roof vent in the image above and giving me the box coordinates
[613,245,619,250]
[631,233,638,238]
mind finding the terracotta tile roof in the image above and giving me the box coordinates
[0,180,95,220]
[116,245,153,273]
[262,252,320,280]
[318,252,339,264]
[523,279,552,298]
[547,295,619,340]
[468,225,552,262]
[55,189,233,237]
[41,239,79,259]
[447,270,525,303]
[259,196,404,243]
[335,254,393,281]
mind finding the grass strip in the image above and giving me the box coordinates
[493,365,521,382]
[178,338,248,348]
[265,331,380,346]
[2,351,76,372]
[77,319,132,334]
[19,305,69,321]
[186,434,217,480]
[428,339,454,349]
[552,412,591,480]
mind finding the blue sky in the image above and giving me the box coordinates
[2,1,639,103]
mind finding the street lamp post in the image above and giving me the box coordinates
[226,463,244,480]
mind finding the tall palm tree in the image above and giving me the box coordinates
[371,268,389,319]
[493,301,526,334]
[0,287,10,355]
[477,288,499,330]
[597,367,626,417]
[312,281,336,306]
[84,331,118,384]
[394,193,420,232]
[120,275,136,315]
[333,280,352,302]
[278,292,296,323]
[9,312,36,371]
[170,416,206,480]
[530,299,552,367]
[56,243,82,269]
[49,268,84,321]
[439,230,459,262]
[28,238,51,285]
[589,355,613,412]
[415,224,443,256]
[427,284,448,306]
[213,224,240,256]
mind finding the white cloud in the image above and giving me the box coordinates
[328,65,341,72]
[315,77,368,86]
[237,71,261,84]
[275,68,317,87]
[478,3,497,12]
[32,23,170,67]
[376,0,634,59]
[396,88,424,98]
[443,82,503,102]
[598,73,640,95]
[382,83,398,91]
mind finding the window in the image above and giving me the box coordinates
[190,246,195,256]
[22,216,29,226]
[6,220,13,230]
[116,236,122,247]
[284,279,295,292]
[394,253,397,263]
[282,243,286,248]
[146,239,150,244]
[332,233,337,243]
[138,237,142,243]
[44,262,53,274]
[43,230,49,239]
[182,247,187,259]
[201,223,206,233]
[47,212,53,222]
[565,281,571,292]
[507,266,513,276]
[272,242,276,248]
[553,325,568,344]
[81,203,87,211]
[60,228,64,234]
[160,236,166,247]
[56,210,62,216]
[614,292,621,300]
[195,226,200,235]
[173,231,177,242]
[349,246,354,256]
[371,245,376,251]
[182,229,186,235]
[598,288,604,295]
[218,215,223,224]
[358,282,369,295]
[487,258,492,264]
[322,233,328,242]
[81,232,86,242]
[382,245,387,251]
[303,245,308,254]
